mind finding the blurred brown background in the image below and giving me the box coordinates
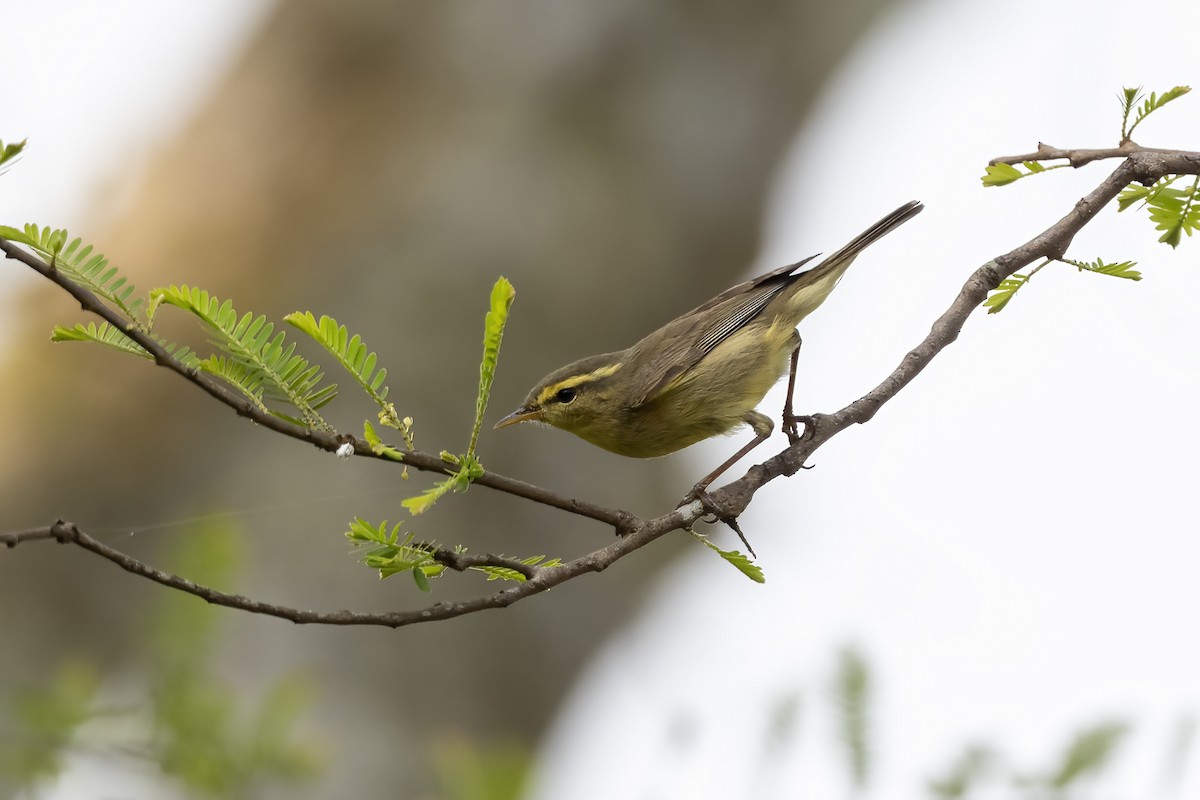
[1,1,903,795]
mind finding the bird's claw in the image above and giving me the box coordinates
[679,482,715,514]
[783,412,813,443]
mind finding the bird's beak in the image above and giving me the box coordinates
[494,406,543,429]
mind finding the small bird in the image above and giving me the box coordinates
[495,201,923,497]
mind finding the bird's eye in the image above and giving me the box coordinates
[554,387,577,404]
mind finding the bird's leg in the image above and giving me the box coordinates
[781,335,809,444]
[680,411,773,506]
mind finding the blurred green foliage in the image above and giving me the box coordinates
[0,523,321,798]
[431,736,532,800]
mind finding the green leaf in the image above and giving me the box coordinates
[1117,182,1155,211]
[469,277,515,457]
[284,311,399,425]
[0,138,27,170]
[197,355,271,413]
[151,286,336,430]
[981,161,1066,187]
[402,478,457,516]
[928,746,995,799]
[3,225,145,320]
[1147,176,1200,248]
[1119,86,1142,140]
[51,321,201,370]
[835,647,872,789]
[1046,722,1128,789]
[1061,257,1142,281]
[399,279,513,514]
[402,456,481,516]
[344,518,446,582]
[411,566,431,592]
[345,517,390,544]
[985,254,1142,314]
[1117,174,1200,247]
[981,162,1023,187]
[1122,85,1191,141]
[363,420,405,462]
[983,272,1031,314]
[51,321,152,358]
[470,554,562,583]
[687,529,765,582]
[0,224,30,242]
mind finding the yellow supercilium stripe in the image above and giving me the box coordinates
[536,363,622,405]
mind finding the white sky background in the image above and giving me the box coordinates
[0,0,274,305]
[3,0,1198,797]
[529,0,1200,798]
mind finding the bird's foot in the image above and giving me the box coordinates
[678,481,715,512]
[782,412,813,444]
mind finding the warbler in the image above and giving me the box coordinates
[495,201,923,494]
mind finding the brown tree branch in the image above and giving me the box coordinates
[987,140,1187,169]
[4,144,1199,627]
[688,147,1200,519]
[0,237,630,529]
[1,516,686,628]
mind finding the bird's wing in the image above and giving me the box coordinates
[628,257,816,408]
[629,201,923,408]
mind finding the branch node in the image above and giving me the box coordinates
[50,519,77,544]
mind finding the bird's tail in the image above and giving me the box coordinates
[822,200,924,269]
[783,200,924,322]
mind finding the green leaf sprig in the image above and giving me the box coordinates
[402,277,515,515]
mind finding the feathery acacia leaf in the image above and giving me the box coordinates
[344,518,557,588]
[197,356,271,414]
[983,273,1032,314]
[1117,175,1179,211]
[470,277,515,457]
[1061,257,1141,280]
[402,454,483,516]
[344,518,445,585]
[985,255,1140,314]
[0,225,144,320]
[51,321,202,368]
[402,278,514,515]
[1121,85,1191,141]
[1147,179,1200,248]
[284,311,395,414]
[150,286,336,430]
[472,554,561,583]
[1118,175,1200,248]
[51,322,152,358]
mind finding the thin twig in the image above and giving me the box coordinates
[2,516,693,628]
[987,141,1186,169]
[0,238,628,529]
